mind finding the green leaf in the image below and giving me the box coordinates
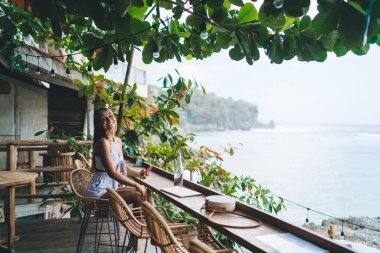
[160,132,167,143]
[351,44,370,56]
[206,0,224,8]
[312,0,341,34]
[333,39,349,56]
[280,16,295,31]
[283,0,310,17]
[0,17,17,36]
[35,130,46,137]
[339,2,366,49]
[229,46,245,61]
[211,7,228,23]
[185,94,191,104]
[142,43,153,64]
[129,1,149,20]
[186,14,202,27]
[299,15,311,32]
[216,33,231,48]
[93,45,113,71]
[237,3,258,24]
[229,0,243,7]
[259,4,285,31]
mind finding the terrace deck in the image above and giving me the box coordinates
[3,218,155,253]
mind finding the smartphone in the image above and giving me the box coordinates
[144,165,154,174]
[142,165,153,177]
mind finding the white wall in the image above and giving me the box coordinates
[0,79,48,168]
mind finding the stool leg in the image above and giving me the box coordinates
[77,209,91,253]
[106,215,114,253]
[144,238,148,253]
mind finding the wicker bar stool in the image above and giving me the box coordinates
[189,239,218,253]
[141,201,232,253]
[70,169,119,253]
[107,187,174,253]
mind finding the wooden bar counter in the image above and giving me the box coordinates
[128,161,355,253]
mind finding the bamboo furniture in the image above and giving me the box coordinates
[129,160,356,253]
[0,171,38,251]
[142,201,228,253]
[106,187,174,253]
[69,169,117,253]
[74,152,92,171]
[189,239,219,253]
[40,152,74,182]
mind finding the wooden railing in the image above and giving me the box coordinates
[0,140,92,200]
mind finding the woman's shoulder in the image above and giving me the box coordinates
[95,138,110,150]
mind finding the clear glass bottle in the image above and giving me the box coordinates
[173,153,183,187]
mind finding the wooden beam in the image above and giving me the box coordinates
[15,193,74,199]
[18,166,75,173]
[0,140,93,147]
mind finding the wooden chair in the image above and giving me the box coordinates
[141,201,230,253]
[69,169,117,253]
[74,152,92,171]
[106,187,174,253]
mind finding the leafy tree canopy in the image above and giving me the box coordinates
[1,0,379,70]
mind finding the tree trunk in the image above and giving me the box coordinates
[116,47,135,134]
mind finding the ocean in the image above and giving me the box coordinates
[194,125,380,225]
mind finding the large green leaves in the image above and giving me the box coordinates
[237,3,258,24]
[312,0,341,34]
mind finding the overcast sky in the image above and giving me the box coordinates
[143,45,380,125]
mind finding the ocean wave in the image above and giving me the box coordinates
[356,133,380,140]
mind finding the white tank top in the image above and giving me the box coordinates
[94,149,126,175]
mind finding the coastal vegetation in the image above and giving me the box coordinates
[149,85,273,131]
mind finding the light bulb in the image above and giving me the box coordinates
[199,23,208,40]
[273,0,283,9]
[87,65,92,74]
[340,231,345,240]
[113,57,118,69]
[66,68,71,77]
[36,67,40,75]
[153,43,160,58]
[50,69,55,77]
[200,31,209,40]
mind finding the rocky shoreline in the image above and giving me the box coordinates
[303,216,380,249]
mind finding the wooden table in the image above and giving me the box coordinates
[0,171,38,251]
[129,162,355,253]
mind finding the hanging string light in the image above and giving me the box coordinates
[50,57,55,77]
[340,220,345,240]
[273,0,284,9]
[87,64,92,74]
[65,68,71,77]
[199,22,208,40]
[113,56,119,69]
[306,208,310,223]
[15,54,21,66]
[24,54,29,71]
[36,56,41,75]
[153,41,160,58]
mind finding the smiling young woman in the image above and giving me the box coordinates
[86,107,153,206]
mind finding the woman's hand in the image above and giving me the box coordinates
[136,184,147,201]
[139,165,153,179]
